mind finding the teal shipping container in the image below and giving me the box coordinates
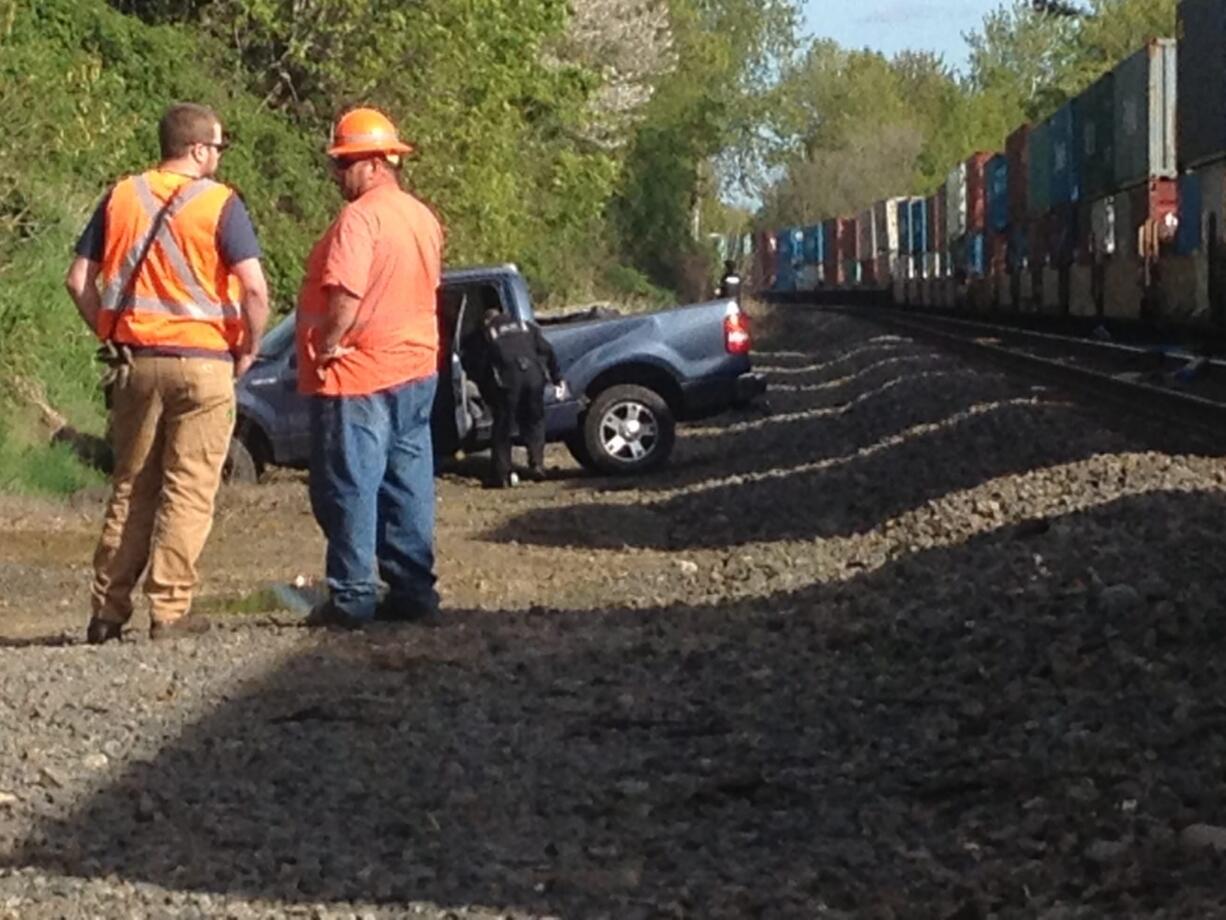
[1028,119,1054,216]
[1115,38,1178,188]
[1051,102,1081,205]
[1077,72,1115,200]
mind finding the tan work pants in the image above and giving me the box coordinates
[91,356,234,625]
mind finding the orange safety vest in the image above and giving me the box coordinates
[97,170,245,356]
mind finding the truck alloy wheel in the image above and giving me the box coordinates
[581,384,675,474]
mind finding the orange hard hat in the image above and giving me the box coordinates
[327,107,413,158]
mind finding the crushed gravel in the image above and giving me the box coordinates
[1,304,1225,918]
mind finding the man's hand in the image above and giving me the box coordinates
[234,351,257,379]
[315,343,355,382]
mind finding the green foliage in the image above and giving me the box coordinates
[0,421,105,497]
[613,0,799,297]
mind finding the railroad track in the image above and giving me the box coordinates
[815,304,1226,454]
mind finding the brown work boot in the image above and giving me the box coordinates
[149,612,212,641]
[86,617,124,645]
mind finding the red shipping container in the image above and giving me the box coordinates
[965,151,995,234]
[822,217,847,283]
[1007,124,1031,223]
[754,229,776,286]
[838,217,857,262]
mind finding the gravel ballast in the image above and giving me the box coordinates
[1,304,1225,918]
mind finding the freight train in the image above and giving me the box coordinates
[748,0,1226,331]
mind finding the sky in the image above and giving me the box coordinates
[803,0,1006,72]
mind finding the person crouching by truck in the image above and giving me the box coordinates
[479,308,564,488]
[295,107,444,630]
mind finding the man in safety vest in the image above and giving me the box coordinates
[296,107,445,629]
[65,102,270,644]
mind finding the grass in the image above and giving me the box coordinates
[194,587,292,617]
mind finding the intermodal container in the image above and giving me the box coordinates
[822,218,846,282]
[774,229,796,290]
[910,197,928,254]
[1028,216,1049,267]
[1178,0,1226,169]
[1008,223,1029,271]
[803,225,823,264]
[898,199,913,254]
[1115,38,1178,187]
[754,229,776,285]
[965,232,987,277]
[987,154,1009,233]
[1177,171,1203,254]
[1113,190,1134,258]
[1028,119,1053,216]
[857,208,876,261]
[1049,204,1077,267]
[988,231,1008,276]
[1007,124,1031,222]
[1050,102,1081,205]
[839,216,858,263]
[965,152,994,233]
[1077,72,1115,200]
[931,188,946,253]
[1124,177,1179,242]
[874,197,903,253]
[1091,196,1117,256]
[946,161,968,239]
[860,258,877,285]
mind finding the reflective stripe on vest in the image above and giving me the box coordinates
[98,175,240,323]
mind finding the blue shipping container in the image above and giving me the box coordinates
[987,155,1010,233]
[1177,172,1202,255]
[965,233,987,277]
[909,198,928,254]
[1050,102,1082,205]
[898,200,912,254]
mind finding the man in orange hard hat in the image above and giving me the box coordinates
[296,107,445,629]
[65,102,270,643]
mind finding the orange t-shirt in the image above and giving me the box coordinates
[297,182,443,396]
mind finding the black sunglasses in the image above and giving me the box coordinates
[200,139,232,152]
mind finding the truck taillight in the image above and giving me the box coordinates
[724,310,751,355]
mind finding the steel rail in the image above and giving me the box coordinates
[816,304,1226,454]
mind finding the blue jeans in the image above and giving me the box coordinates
[308,375,439,621]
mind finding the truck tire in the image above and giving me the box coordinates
[582,384,675,475]
[223,435,260,485]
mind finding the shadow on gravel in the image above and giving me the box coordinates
[11,491,1226,917]
[485,395,1115,551]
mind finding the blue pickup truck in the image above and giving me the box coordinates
[228,263,765,481]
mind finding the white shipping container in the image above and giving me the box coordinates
[857,208,876,261]
[945,163,968,242]
[873,197,904,253]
